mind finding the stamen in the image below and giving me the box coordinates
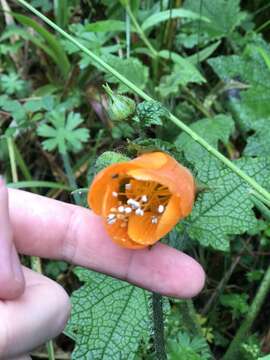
[158,205,165,213]
[107,214,117,224]
[141,195,148,203]
[135,208,144,216]
[127,199,140,209]
[118,206,125,213]
[151,216,158,224]
[112,191,118,198]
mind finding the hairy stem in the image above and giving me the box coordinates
[152,293,167,360]
[15,0,270,208]
[223,265,270,360]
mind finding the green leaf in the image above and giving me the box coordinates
[244,119,270,157]
[103,55,149,93]
[220,293,249,319]
[134,101,169,127]
[184,0,246,40]
[208,37,270,129]
[141,8,209,31]
[187,156,270,250]
[175,115,270,251]
[85,20,135,33]
[66,268,150,360]
[175,115,235,165]
[13,12,70,78]
[7,180,72,190]
[0,72,27,95]
[37,111,89,154]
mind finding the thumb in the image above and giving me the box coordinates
[0,177,25,299]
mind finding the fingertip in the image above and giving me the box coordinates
[0,274,25,300]
[177,258,205,298]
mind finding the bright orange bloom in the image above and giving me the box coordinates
[88,152,195,249]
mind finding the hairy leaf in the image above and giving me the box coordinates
[244,119,270,157]
[66,268,150,360]
[175,114,235,165]
[187,156,270,250]
[184,0,246,40]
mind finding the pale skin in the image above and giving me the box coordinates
[0,178,205,359]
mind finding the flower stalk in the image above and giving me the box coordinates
[15,0,270,209]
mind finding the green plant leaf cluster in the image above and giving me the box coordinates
[37,110,89,154]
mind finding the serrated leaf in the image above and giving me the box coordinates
[66,268,150,360]
[183,0,246,40]
[103,55,149,93]
[37,111,89,154]
[208,36,270,129]
[244,119,270,157]
[175,114,235,165]
[134,100,169,127]
[187,156,270,250]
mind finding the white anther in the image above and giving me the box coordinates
[127,198,140,209]
[141,195,148,203]
[158,205,165,213]
[135,208,144,216]
[125,183,132,190]
[118,206,125,213]
[107,214,116,225]
[112,191,118,197]
[151,216,158,224]
[125,207,132,214]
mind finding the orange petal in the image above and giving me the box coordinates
[128,212,158,245]
[127,161,195,218]
[156,194,182,238]
[104,220,146,249]
[130,152,168,169]
[88,161,139,215]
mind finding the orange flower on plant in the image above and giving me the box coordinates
[88,152,195,249]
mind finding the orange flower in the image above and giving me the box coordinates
[88,152,195,249]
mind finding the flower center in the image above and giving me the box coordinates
[106,178,171,226]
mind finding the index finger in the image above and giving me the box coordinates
[8,189,205,298]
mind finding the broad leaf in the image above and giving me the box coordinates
[183,0,246,40]
[187,156,270,251]
[244,119,270,157]
[104,55,149,93]
[66,268,150,360]
[175,115,235,165]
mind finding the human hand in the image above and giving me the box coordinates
[0,180,205,359]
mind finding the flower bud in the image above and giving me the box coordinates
[103,84,136,122]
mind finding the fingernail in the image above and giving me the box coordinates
[11,245,24,284]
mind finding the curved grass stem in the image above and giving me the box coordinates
[15,0,270,208]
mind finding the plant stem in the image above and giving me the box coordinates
[15,0,270,208]
[124,4,158,58]
[152,293,167,360]
[7,137,18,182]
[61,152,80,204]
[223,265,270,360]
